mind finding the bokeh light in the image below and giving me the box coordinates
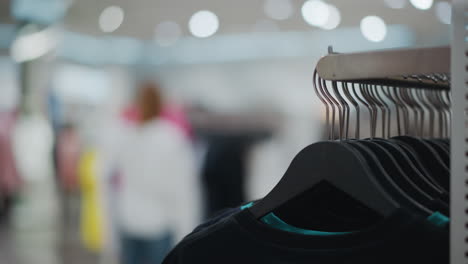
[360,15,387,42]
[435,1,451,25]
[301,0,330,28]
[99,6,124,33]
[189,10,219,38]
[409,0,433,10]
[321,4,341,30]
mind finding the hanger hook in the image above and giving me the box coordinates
[433,89,444,137]
[313,70,331,140]
[342,82,360,139]
[358,84,372,138]
[320,77,338,140]
[369,85,389,138]
[382,86,400,137]
[331,81,350,140]
[362,84,379,138]
[352,83,373,139]
[417,89,434,138]
[443,89,451,137]
[375,85,392,139]
[438,89,450,138]
[426,89,443,138]
[413,88,425,137]
[394,87,411,135]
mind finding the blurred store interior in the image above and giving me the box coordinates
[0,0,451,263]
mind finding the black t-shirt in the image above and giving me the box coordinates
[163,208,448,264]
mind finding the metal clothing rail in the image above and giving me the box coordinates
[316,46,450,89]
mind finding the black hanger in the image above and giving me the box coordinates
[434,139,450,151]
[438,138,450,147]
[248,141,400,219]
[359,140,431,202]
[389,139,449,195]
[356,85,441,204]
[347,141,431,216]
[361,139,449,214]
[370,139,444,198]
[423,139,449,167]
[391,136,449,191]
[340,83,431,210]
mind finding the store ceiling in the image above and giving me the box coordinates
[64,0,449,41]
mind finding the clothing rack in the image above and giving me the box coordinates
[316,5,466,262]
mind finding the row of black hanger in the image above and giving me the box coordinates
[248,70,451,230]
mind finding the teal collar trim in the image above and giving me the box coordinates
[240,203,450,236]
[240,202,254,210]
[261,213,353,236]
[427,212,449,227]
[240,202,352,236]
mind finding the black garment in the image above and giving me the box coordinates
[163,208,448,264]
[192,206,241,234]
[200,132,269,218]
[201,136,248,218]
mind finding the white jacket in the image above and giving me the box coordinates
[116,119,199,242]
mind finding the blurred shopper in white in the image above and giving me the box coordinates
[115,81,199,264]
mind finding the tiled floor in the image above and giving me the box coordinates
[0,197,100,264]
[0,219,17,264]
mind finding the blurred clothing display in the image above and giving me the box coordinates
[12,114,55,183]
[115,118,199,242]
[56,125,81,192]
[79,148,104,252]
[0,111,20,197]
[199,131,271,218]
[47,91,62,133]
[201,135,249,217]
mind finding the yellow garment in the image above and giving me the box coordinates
[79,149,103,252]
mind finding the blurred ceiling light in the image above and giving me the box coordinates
[435,1,451,24]
[263,0,294,20]
[99,6,124,33]
[189,10,219,38]
[301,0,330,28]
[383,0,407,9]
[321,4,341,30]
[11,26,59,62]
[154,21,182,47]
[409,0,433,10]
[252,19,280,32]
[360,15,387,42]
